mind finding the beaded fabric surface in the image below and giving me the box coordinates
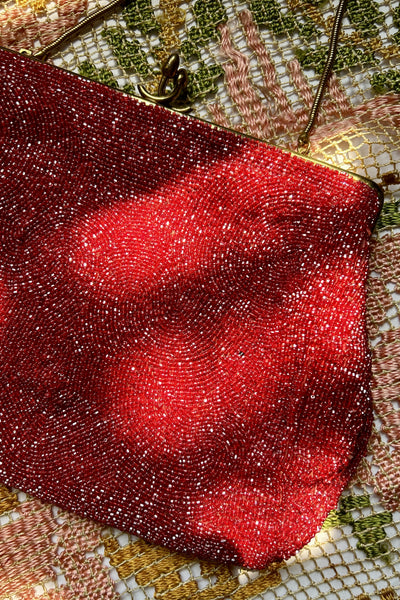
[0,45,382,568]
[0,0,400,599]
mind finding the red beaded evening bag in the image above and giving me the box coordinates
[0,0,382,569]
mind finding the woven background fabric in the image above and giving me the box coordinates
[0,0,399,598]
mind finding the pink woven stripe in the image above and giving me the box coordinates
[239,9,294,126]
[356,231,400,509]
[326,73,353,116]
[286,59,346,129]
[373,370,400,389]
[0,0,87,51]
[373,347,400,447]
[0,5,39,50]
[218,22,272,139]
[287,58,314,109]
[47,589,74,599]
[41,0,88,47]
[373,328,400,354]
[0,501,55,595]
[207,103,236,129]
[367,277,395,335]
[55,512,118,600]
[0,497,117,598]
[372,234,400,275]
[367,233,400,335]
[366,329,400,509]
[373,394,400,420]
[369,436,400,511]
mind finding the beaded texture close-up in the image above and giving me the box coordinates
[1,0,400,598]
[0,46,381,569]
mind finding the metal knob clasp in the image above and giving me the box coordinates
[138,53,191,114]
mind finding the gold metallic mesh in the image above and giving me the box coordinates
[1,0,400,599]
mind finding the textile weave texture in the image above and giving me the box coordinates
[0,0,400,598]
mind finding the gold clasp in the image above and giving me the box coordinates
[138,53,191,114]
